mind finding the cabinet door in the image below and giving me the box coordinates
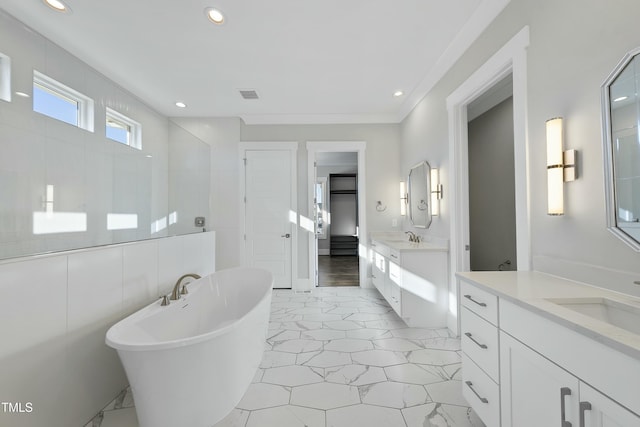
[372,251,385,292]
[500,332,579,427]
[579,383,640,427]
[386,260,402,315]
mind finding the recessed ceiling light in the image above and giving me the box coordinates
[393,91,404,97]
[15,91,30,98]
[43,0,71,13]
[175,101,187,108]
[614,96,628,102]
[205,8,225,25]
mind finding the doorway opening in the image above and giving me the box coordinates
[316,155,359,286]
[446,26,530,333]
[307,142,367,289]
[467,75,517,271]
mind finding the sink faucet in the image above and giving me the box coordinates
[405,231,420,242]
[170,273,201,301]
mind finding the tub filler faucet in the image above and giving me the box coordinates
[170,273,202,301]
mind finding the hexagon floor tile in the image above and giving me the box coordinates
[359,381,430,409]
[325,364,387,386]
[326,404,406,427]
[91,287,484,427]
[262,364,324,387]
[245,405,325,427]
[291,382,360,410]
[351,349,408,367]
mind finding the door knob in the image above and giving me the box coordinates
[281,233,291,238]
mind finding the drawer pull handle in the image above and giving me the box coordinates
[390,253,398,259]
[464,294,487,307]
[464,332,488,349]
[579,401,591,427]
[465,381,488,404]
[560,387,572,427]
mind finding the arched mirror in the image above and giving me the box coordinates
[408,161,432,228]
[602,47,640,251]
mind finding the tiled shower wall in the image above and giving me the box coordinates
[0,9,170,259]
[0,231,215,427]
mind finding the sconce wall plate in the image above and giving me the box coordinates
[400,181,407,216]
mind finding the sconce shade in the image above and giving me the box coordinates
[546,117,564,215]
[400,181,407,216]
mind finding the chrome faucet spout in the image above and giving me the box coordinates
[405,231,417,242]
[170,273,201,301]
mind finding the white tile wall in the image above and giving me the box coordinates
[123,240,159,312]
[0,9,170,260]
[0,231,215,427]
[158,235,185,295]
[68,246,124,331]
[0,255,67,359]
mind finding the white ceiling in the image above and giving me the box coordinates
[0,0,509,124]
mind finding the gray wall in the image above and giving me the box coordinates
[468,97,516,271]
[401,0,640,294]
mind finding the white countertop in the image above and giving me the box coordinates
[370,232,448,253]
[457,271,640,360]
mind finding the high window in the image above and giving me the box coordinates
[33,70,94,131]
[0,53,10,102]
[106,108,141,149]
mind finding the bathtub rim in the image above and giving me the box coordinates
[105,267,273,352]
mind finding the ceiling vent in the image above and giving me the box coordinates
[239,89,259,100]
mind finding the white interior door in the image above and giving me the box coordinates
[245,150,293,288]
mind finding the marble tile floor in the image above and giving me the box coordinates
[89,286,485,427]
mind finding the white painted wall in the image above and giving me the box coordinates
[401,0,640,295]
[241,124,401,281]
[173,120,402,282]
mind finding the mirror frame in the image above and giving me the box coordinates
[601,46,640,251]
[407,160,432,229]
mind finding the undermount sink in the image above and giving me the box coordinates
[546,297,640,335]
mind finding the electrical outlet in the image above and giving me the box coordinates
[391,218,398,227]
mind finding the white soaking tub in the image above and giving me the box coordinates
[106,267,273,427]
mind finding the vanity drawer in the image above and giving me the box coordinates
[461,306,499,382]
[460,280,498,326]
[462,353,500,427]
[389,248,401,263]
[370,240,390,258]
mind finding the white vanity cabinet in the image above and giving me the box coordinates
[458,274,640,427]
[500,331,580,427]
[370,238,448,327]
[460,281,500,427]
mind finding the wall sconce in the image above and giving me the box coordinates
[400,181,407,216]
[546,117,577,216]
[430,168,443,216]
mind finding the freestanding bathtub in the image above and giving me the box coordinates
[106,267,273,427]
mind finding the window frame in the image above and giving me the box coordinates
[0,52,10,102]
[105,107,142,149]
[33,70,94,131]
